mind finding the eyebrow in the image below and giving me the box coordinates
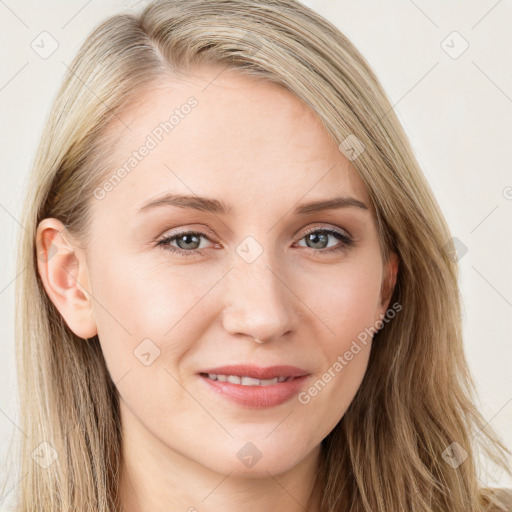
[137,193,369,215]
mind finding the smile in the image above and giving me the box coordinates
[202,373,290,386]
[197,364,310,408]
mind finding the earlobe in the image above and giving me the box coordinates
[35,218,98,339]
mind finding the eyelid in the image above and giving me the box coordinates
[156,223,354,256]
[156,224,217,243]
[299,223,353,240]
[156,224,351,244]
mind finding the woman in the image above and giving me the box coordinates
[6,0,511,510]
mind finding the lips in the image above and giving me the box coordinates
[197,364,310,408]
[198,364,309,380]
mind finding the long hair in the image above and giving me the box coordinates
[6,0,510,510]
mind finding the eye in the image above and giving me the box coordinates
[157,231,214,256]
[156,226,354,257]
[295,227,353,254]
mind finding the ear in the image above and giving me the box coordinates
[378,250,399,313]
[35,218,97,339]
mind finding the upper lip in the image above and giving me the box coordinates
[199,365,309,380]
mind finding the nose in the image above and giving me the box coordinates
[221,256,296,345]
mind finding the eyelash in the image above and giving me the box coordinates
[156,226,354,257]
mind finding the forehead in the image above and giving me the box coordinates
[92,66,372,218]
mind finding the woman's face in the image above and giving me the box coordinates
[38,66,397,479]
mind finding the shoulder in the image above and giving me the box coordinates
[482,487,512,511]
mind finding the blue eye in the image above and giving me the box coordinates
[157,231,212,256]
[296,227,353,253]
[157,227,353,257]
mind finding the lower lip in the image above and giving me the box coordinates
[199,374,309,408]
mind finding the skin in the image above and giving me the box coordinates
[36,65,398,512]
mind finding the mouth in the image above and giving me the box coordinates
[199,373,292,386]
[197,365,310,408]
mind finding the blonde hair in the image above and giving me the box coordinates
[5,0,510,510]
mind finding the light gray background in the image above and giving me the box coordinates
[1,0,511,504]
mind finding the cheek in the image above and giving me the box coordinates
[295,256,382,423]
[88,249,219,374]
[304,254,383,343]
[87,252,208,424]
[323,257,383,373]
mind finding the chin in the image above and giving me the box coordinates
[196,440,313,477]
[209,457,298,478]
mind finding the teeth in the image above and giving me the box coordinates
[205,374,290,386]
[241,376,261,386]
